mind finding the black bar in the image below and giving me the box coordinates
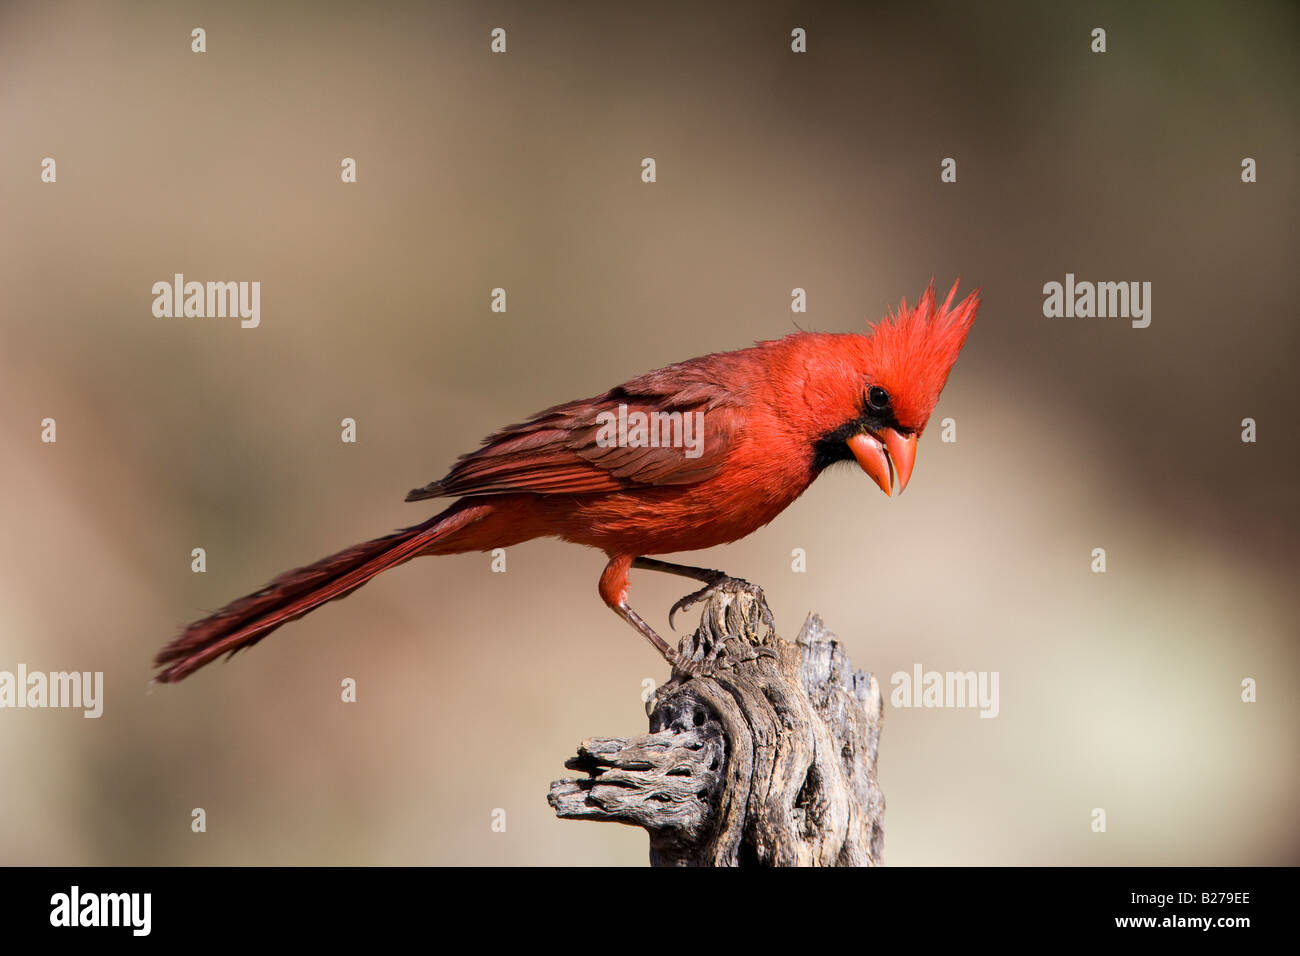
[0,866,1290,942]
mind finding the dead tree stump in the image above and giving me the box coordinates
[548,587,885,866]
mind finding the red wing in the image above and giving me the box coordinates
[405,360,747,501]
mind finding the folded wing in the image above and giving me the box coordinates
[406,358,748,501]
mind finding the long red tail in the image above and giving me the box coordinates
[154,500,507,683]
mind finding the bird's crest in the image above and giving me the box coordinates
[865,279,980,433]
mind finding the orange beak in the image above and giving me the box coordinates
[847,428,918,497]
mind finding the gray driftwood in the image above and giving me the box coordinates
[548,586,885,866]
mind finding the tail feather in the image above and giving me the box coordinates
[154,517,442,683]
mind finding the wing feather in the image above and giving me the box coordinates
[406,355,748,501]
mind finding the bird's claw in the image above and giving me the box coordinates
[667,574,776,633]
[668,653,715,678]
[667,578,724,631]
[669,640,779,679]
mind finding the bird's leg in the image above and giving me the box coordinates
[631,557,776,632]
[601,555,776,676]
[610,600,676,661]
[599,555,682,667]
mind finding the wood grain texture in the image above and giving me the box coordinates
[549,587,885,866]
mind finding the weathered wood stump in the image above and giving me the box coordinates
[548,586,885,866]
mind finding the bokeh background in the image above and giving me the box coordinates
[1,0,1296,865]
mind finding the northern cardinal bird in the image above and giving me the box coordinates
[154,280,979,682]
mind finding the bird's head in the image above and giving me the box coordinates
[822,280,980,496]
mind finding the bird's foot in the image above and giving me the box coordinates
[669,642,778,679]
[668,574,776,633]
[666,575,779,678]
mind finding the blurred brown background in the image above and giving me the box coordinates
[1,0,1296,865]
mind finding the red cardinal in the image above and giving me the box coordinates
[154,280,979,682]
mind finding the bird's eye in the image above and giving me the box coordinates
[867,385,890,410]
